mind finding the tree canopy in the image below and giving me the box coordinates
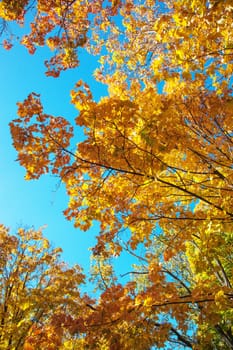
[1,0,233,348]
[0,225,85,350]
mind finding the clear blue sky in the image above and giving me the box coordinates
[0,38,107,275]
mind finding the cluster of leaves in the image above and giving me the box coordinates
[2,0,233,348]
[0,0,122,76]
[0,225,87,349]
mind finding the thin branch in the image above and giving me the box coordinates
[215,257,232,288]
[170,326,194,348]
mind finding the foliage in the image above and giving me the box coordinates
[0,225,85,349]
[2,0,233,348]
[0,0,121,76]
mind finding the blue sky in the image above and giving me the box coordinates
[0,39,108,274]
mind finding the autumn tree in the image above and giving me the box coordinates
[2,0,233,348]
[0,225,87,350]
